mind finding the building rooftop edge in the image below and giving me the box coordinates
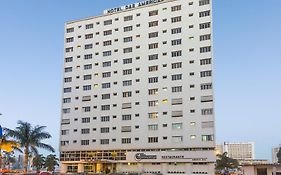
[65,0,177,25]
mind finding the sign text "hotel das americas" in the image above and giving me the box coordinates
[104,0,165,14]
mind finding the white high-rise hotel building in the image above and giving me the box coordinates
[60,0,215,174]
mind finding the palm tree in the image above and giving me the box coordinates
[216,152,239,174]
[5,121,55,173]
[44,154,59,172]
[32,154,45,171]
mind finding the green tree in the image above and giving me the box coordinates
[32,154,45,171]
[44,154,59,172]
[277,147,281,164]
[216,152,239,174]
[5,121,55,173]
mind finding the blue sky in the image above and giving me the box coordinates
[0,0,280,160]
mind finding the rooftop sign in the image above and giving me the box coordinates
[104,0,165,14]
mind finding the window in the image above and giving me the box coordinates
[81,140,89,145]
[199,0,210,6]
[148,124,158,131]
[63,98,71,104]
[149,32,158,38]
[85,33,93,39]
[172,86,182,93]
[201,95,213,102]
[122,138,131,144]
[102,83,111,89]
[82,106,91,112]
[123,58,132,64]
[148,65,158,72]
[171,62,182,69]
[202,135,214,141]
[61,130,69,136]
[148,88,158,95]
[85,24,93,29]
[64,67,72,73]
[66,27,74,33]
[148,77,158,83]
[149,10,158,16]
[101,116,110,122]
[149,43,158,49]
[102,72,111,78]
[172,74,182,81]
[124,26,133,32]
[148,112,158,119]
[201,83,212,90]
[81,128,90,134]
[66,37,74,43]
[171,5,181,11]
[65,47,73,53]
[124,15,133,21]
[103,61,111,67]
[123,80,132,86]
[200,70,212,77]
[149,21,158,27]
[104,19,112,26]
[148,54,158,60]
[200,22,211,29]
[121,126,132,132]
[202,121,214,128]
[82,96,91,102]
[123,91,132,97]
[103,51,112,57]
[171,39,182,46]
[101,127,110,133]
[64,77,72,83]
[171,27,181,34]
[172,136,183,143]
[171,16,181,23]
[123,47,132,53]
[123,69,132,75]
[102,94,110,100]
[148,100,158,107]
[64,87,71,93]
[124,36,133,43]
[84,54,92,60]
[199,10,211,17]
[200,46,211,53]
[171,98,183,105]
[148,137,158,143]
[103,40,112,46]
[122,103,132,109]
[84,64,92,70]
[171,50,182,57]
[81,118,90,124]
[103,30,112,36]
[172,123,183,130]
[100,139,109,145]
[83,85,91,91]
[172,111,183,117]
[200,34,211,41]
[201,108,213,115]
[101,105,110,111]
[200,58,212,65]
[122,114,131,121]
[61,119,70,125]
[65,57,73,63]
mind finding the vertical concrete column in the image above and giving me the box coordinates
[161,163,168,174]
[60,163,68,174]
[138,163,144,173]
[78,163,84,173]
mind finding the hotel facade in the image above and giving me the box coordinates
[60,0,215,174]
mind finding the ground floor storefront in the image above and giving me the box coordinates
[60,148,215,175]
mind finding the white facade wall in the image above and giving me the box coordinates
[60,0,215,174]
[223,142,255,160]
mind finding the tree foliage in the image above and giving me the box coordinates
[216,152,239,173]
[44,154,59,172]
[5,121,55,173]
[32,154,45,171]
